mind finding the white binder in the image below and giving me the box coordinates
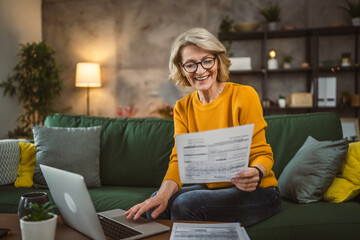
[317,77,337,107]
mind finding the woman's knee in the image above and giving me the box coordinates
[171,192,203,220]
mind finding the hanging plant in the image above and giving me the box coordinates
[0,41,63,138]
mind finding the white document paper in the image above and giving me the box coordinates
[176,124,254,184]
[169,222,250,240]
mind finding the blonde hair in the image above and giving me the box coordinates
[169,28,231,87]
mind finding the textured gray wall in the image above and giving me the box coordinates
[0,0,42,138]
[42,0,354,117]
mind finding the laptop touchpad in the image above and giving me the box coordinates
[111,215,150,227]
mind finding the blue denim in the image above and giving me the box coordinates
[146,184,281,227]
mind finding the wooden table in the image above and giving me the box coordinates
[0,213,174,240]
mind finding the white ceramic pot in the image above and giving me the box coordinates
[283,62,291,69]
[268,22,278,31]
[352,17,360,26]
[20,214,57,240]
[278,98,286,108]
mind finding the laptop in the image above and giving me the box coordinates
[40,164,169,240]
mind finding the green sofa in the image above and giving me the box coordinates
[1,112,359,239]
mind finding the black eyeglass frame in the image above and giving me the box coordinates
[181,56,217,73]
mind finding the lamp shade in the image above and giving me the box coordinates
[75,62,101,87]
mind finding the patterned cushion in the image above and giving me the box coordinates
[0,140,21,185]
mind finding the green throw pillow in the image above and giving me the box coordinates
[277,136,348,203]
[32,125,102,188]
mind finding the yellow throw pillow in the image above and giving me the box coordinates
[323,141,360,203]
[14,142,36,188]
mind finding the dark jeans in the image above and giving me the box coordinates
[146,184,281,227]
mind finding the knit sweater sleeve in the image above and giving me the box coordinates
[239,87,274,180]
[162,100,188,188]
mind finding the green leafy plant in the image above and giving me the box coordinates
[283,55,292,63]
[219,16,234,57]
[24,202,57,222]
[259,3,281,22]
[219,16,234,34]
[0,41,63,138]
[341,90,351,97]
[339,0,360,18]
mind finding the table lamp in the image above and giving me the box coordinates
[267,49,278,70]
[75,62,101,115]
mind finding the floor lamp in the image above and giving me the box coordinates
[75,62,101,115]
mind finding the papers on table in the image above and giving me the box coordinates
[176,124,254,184]
[169,222,250,240]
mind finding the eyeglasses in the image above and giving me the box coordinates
[181,57,216,73]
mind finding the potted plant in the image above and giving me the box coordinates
[20,202,57,240]
[278,95,286,108]
[258,3,281,30]
[340,90,352,106]
[339,0,360,26]
[218,16,234,57]
[283,55,292,69]
[0,41,64,138]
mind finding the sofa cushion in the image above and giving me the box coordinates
[264,112,343,178]
[44,114,174,187]
[32,125,102,188]
[0,185,52,213]
[0,140,21,185]
[324,141,360,202]
[246,199,360,240]
[277,136,348,203]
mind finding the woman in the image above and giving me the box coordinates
[125,28,281,226]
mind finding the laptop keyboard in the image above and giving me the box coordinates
[98,214,142,240]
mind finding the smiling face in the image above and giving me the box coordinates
[180,45,219,92]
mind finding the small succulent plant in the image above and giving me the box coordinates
[24,202,57,222]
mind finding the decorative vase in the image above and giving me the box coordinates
[20,214,57,240]
[352,17,360,26]
[268,22,278,31]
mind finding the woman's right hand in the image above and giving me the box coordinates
[124,180,179,220]
[125,194,168,220]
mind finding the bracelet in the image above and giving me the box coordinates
[250,166,263,188]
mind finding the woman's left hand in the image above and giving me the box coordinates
[231,166,262,192]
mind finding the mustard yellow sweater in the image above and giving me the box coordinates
[163,82,277,189]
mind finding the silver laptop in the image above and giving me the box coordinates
[40,164,169,240]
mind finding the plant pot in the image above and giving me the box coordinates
[278,99,286,108]
[352,17,360,26]
[268,22,278,31]
[20,214,57,240]
[340,96,351,106]
[283,62,291,69]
